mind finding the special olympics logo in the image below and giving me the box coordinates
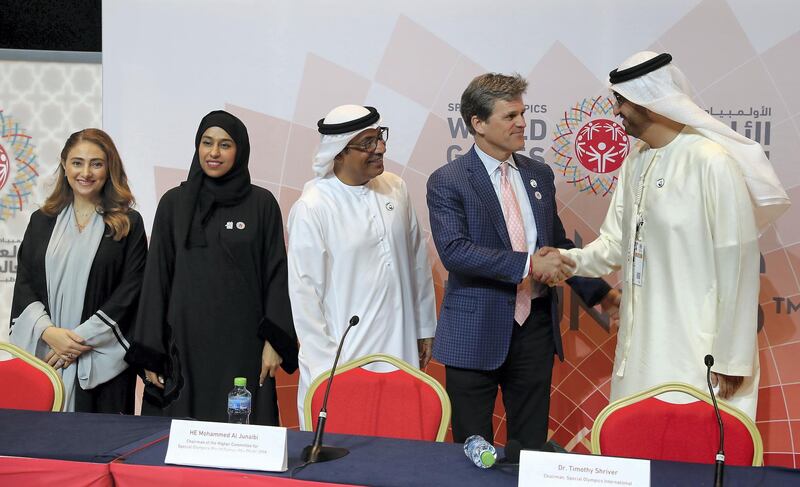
[550,96,629,196]
[0,110,39,221]
[574,119,627,174]
[0,145,9,191]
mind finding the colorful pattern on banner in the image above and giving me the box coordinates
[0,60,101,340]
[551,95,628,196]
[0,111,39,221]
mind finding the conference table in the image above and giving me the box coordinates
[0,409,798,486]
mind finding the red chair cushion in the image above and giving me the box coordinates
[598,397,755,465]
[0,358,56,411]
[310,368,443,441]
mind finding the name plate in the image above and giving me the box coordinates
[165,419,287,472]
[519,451,650,487]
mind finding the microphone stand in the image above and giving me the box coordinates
[705,355,725,487]
[301,316,359,464]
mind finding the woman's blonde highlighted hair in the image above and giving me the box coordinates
[42,128,135,241]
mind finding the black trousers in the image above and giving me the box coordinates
[445,298,554,449]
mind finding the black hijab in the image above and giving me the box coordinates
[180,110,252,248]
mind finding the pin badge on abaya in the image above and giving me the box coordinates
[385,202,394,211]
[529,179,538,189]
[656,178,665,188]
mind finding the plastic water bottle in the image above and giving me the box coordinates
[227,377,251,424]
[463,435,497,468]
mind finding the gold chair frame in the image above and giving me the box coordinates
[590,382,763,466]
[0,341,65,412]
[304,353,451,441]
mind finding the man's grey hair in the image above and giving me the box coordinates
[460,73,528,135]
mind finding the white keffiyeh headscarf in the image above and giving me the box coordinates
[311,104,381,179]
[610,51,790,231]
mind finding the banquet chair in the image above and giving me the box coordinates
[0,342,64,412]
[591,382,762,466]
[304,353,451,441]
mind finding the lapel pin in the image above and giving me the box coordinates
[530,179,538,188]
[656,178,665,188]
[385,202,395,211]
[534,191,542,200]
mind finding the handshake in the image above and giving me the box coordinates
[530,247,575,287]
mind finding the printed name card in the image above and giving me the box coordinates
[165,419,287,472]
[518,450,650,487]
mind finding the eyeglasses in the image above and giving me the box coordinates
[345,127,389,153]
[612,92,627,107]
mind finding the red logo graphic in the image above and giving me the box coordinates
[0,145,9,191]
[550,96,629,196]
[574,119,628,174]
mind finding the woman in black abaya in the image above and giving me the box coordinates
[126,110,298,424]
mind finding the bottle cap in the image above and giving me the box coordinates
[234,377,247,387]
[480,450,496,467]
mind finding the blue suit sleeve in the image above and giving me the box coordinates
[426,168,528,284]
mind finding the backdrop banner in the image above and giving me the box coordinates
[101,0,800,467]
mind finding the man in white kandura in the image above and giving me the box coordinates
[287,104,436,429]
[558,52,790,419]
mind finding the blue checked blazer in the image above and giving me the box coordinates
[427,147,611,370]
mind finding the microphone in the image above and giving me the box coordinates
[495,438,566,471]
[495,439,522,468]
[493,439,521,473]
[705,354,725,487]
[502,439,521,464]
[540,439,568,453]
[302,315,359,464]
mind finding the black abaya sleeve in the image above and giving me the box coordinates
[9,211,50,332]
[125,193,177,374]
[257,193,299,374]
[87,210,148,338]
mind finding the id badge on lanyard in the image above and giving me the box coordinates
[631,151,657,288]
[632,216,645,286]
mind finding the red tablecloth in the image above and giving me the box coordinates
[0,456,112,487]
[110,462,358,486]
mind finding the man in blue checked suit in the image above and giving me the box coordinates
[427,73,621,449]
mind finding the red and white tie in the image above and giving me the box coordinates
[500,162,531,325]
